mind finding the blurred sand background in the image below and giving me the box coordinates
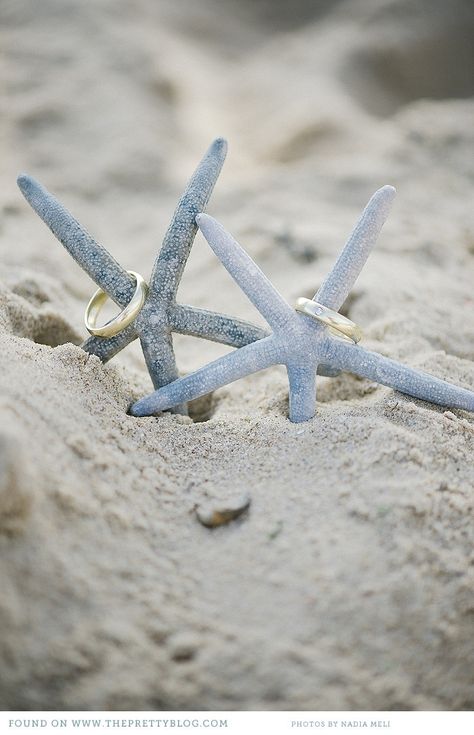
[1,0,474,710]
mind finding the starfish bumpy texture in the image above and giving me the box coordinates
[17,139,266,413]
[131,185,474,423]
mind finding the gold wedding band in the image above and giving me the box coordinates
[295,297,362,343]
[84,271,148,338]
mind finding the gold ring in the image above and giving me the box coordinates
[84,270,148,338]
[295,297,362,343]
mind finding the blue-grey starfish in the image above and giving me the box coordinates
[17,139,266,413]
[131,185,474,422]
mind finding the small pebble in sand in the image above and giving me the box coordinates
[168,631,201,662]
[195,494,250,528]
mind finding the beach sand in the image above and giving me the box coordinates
[0,0,473,710]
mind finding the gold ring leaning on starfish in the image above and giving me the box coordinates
[295,297,362,344]
[85,270,149,338]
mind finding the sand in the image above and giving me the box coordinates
[1,0,474,711]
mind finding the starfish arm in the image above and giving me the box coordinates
[138,328,187,414]
[17,174,135,307]
[82,326,137,362]
[149,138,227,301]
[197,214,295,330]
[139,328,180,388]
[315,185,396,311]
[287,364,317,423]
[325,339,474,412]
[170,303,268,348]
[130,335,279,416]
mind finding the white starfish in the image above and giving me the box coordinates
[131,186,474,423]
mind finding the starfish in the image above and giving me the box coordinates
[17,139,266,413]
[131,185,474,422]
